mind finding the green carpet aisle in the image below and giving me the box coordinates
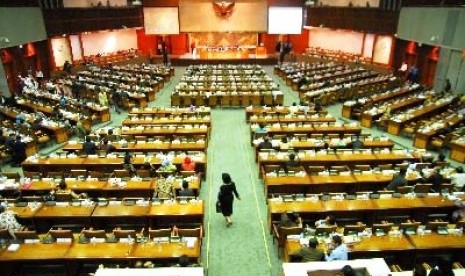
[202,109,280,276]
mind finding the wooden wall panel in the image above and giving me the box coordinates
[142,0,179,7]
[43,8,143,36]
[267,0,304,6]
[306,7,399,34]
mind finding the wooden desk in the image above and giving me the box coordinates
[120,126,209,138]
[91,203,151,229]
[129,107,211,116]
[6,178,201,199]
[148,201,204,228]
[65,242,134,259]
[0,107,70,143]
[0,243,71,261]
[450,140,465,163]
[263,172,417,195]
[284,235,414,262]
[360,98,424,128]
[122,118,211,127]
[22,154,207,175]
[387,98,456,135]
[414,115,465,149]
[62,141,207,153]
[7,204,42,220]
[245,107,326,121]
[102,179,154,198]
[268,195,457,228]
[132,240,201,260]
[258,152,419,177]
[34,204,95,232]
[250,116,335,125]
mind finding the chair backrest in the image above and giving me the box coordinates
[24,171,42,179]
[177,227,202,237]
[81,229,107,239]
[49,229,73,240]
[439,183,454,193]
[315,225,337,235]
[113,229,137,239]
[399,221,421,232]
[396,186,413,194]
[307,166,326,175]
[426,221,449,231]
[372,223,393,234]
[414,184,432,193]
[55,192,73,202]
[13,230,39,240]
[148,228,172,238]
[354,165,371,171]
[2,172,21,181]
[70,170,87,178]
[114,169,131,178]
[343,224,367,235]
[0,229,13,240]
[136,170,152,178]
[89,171,106,179]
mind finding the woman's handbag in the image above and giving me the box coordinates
[216,201,222,213]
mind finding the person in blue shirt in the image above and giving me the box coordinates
[254,123,268,134]
[60,96,67,107]
[326,235,348,261]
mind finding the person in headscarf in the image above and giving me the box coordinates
[160,156,177,172]
[181,156,196,171]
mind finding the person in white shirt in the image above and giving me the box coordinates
[289,102,299,115]
[450,167,465,191]
[0,205,23,238]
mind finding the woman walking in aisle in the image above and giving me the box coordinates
[218,173,240,227]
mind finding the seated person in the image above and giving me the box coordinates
[181,156,196,171]
[351,136,363,150]
[52,179,87,199]
[426,167,444,192]
[450,166,465,191]
[155,176,174,199]
[254,123,268,134]
[315,215,337,228]
[99,138,115,154]
[386,168,408,191]
[258,136,273,151]
[341,265,356,276]
[325,235,348,261]
[289,102,299,115]
[179,180,195,197]
[83,136,97,155]
[160,157,177,173]
[452,198,465,221]
[291,237,325,262]
[123,152,136,175]
[279,212,302,228]
[331,133,347,147]
[279,136,290,150]
[431,153,446,167]
[0,205,24,238]
[284,153,299,173]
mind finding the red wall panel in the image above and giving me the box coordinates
[260,33,279,55]
[136,29,158,56]
[170,34,188,55]
[289,29,309,54]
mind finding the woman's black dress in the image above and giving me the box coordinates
[218,181,239,216]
